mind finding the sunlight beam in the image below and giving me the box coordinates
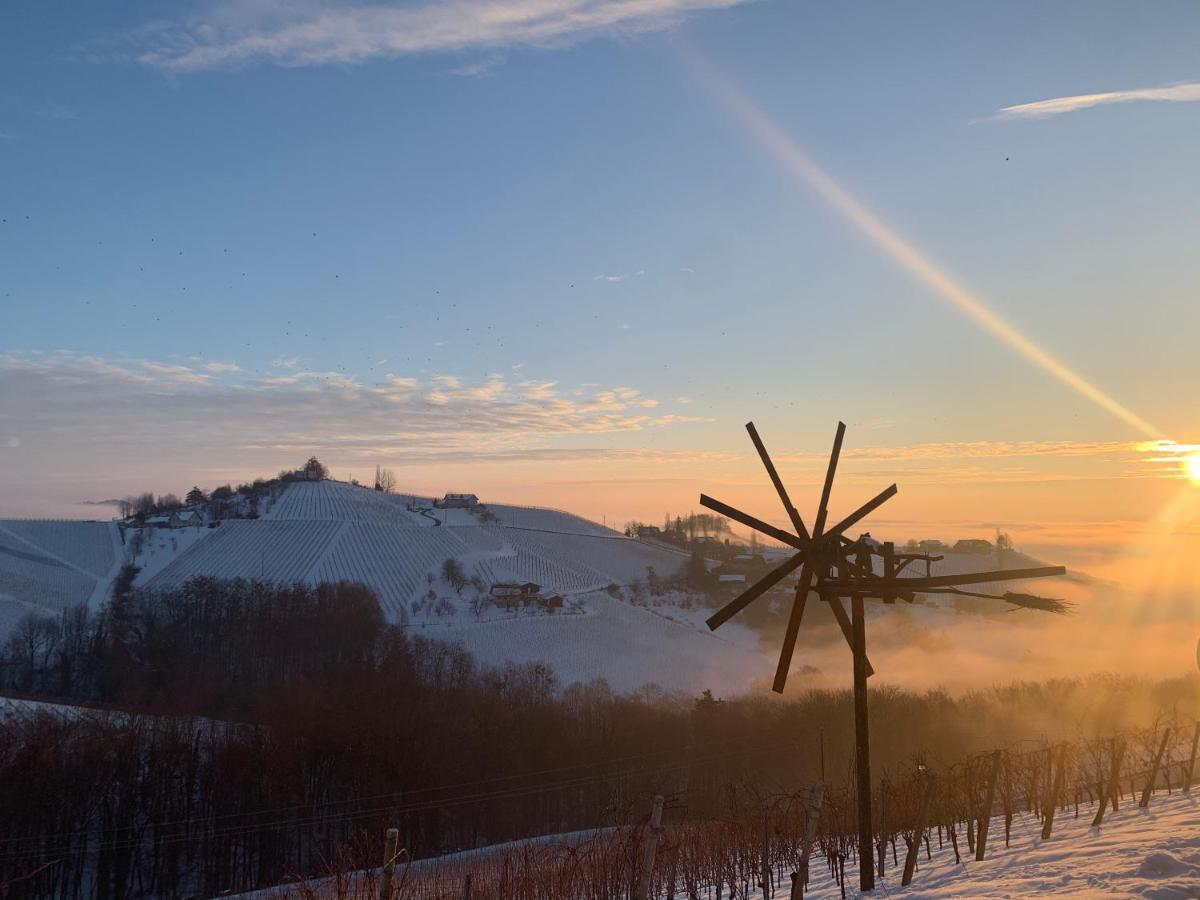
[678,44,1163,440]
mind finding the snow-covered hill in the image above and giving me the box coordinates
[25,480,747,692]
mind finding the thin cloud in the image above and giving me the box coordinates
[989,80,1200,121]
[110,0,753,72]
[0,351,703,494]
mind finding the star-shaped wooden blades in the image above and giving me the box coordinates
[702,421,898,693]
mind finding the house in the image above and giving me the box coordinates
[918,539,945,552]
[436,493,479,509]
[953,538,994,554]
[489,581,542,608]
[537,593,564,610]
[175,509,204,527]
[143,514,175,528]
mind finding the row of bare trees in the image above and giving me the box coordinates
[2,575,1199,898]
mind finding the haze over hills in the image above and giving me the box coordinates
[0,476,1097,694]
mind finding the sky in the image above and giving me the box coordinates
[3,0,1200,582]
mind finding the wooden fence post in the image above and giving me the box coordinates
[761,807,772,898]
[1041,745,1067,840]
[877,780,887,878]
[902,773,935,887]
[1140,729,1171,808]
[633,794,664,900]
[975,750,1002,861]
[462,874,472,900]
[379,827,399,900]
[1185,722,1200,792]
[794,781,825,899]
[1092,738,1125,827]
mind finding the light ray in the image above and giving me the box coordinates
[678,44,1163,440]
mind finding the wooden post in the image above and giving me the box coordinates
[1185,722,1200,792]
[1092,738,1125,827]
[379,827,399,900]
[761,807,772,898]
[850,593,875,892]
[1140,729,1171,808]
[795,781,825,899]
[1041,745,1067,840]
[633,794,664,900]
[877,780,887,878]
[975,750,1002,861]
[462,874,472,899]
[901,773,935,887]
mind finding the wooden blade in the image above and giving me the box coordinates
[821,565,1066,594]
[812,421,846,537]
[825,484,898,539]
[772,564,813,693]
[826,595,874,677]
[699,494,806,550]
[706,551,807,631]
[746,422,810,543]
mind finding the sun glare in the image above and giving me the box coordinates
[1186,451,1200,484]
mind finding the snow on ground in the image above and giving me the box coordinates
[752,789,1200,899]
[0,520,119,634]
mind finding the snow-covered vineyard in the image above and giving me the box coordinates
[0,481,762,691]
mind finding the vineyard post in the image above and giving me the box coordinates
[1140,729,1171,808]
[1041,745,1067,840]
[795,781,825,899]
[761,806,772,898]
[877,780,887,878]
[1185,722,1200,792]
[1093,738,1125,827]
[901,772,935,887]
[633,794,664,900]
[379,827,399,900]
[975,750,1001,861]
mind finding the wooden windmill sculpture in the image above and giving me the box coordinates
[701,421,1068,891]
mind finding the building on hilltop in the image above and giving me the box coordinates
[435,493,479,509]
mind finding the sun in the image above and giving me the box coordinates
[1186,450,1200,484]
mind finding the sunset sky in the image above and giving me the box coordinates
[3,0,1200,580]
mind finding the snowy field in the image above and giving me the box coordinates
[0,520,121,633]
[751,788,1200,899]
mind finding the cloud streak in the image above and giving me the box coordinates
[991,81,1200,121]
[112,0,752,72]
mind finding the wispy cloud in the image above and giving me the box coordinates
[107,0,752,72]
[39,101,78,121]
[989,80,1200,121]
[0,351,705,494]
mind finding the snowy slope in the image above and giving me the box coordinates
[750,788,1200,899]
[0,521,120,632]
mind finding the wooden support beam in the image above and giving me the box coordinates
[1092,738,1125,827]
[746,421,810,543]
[707,551,806,631]
[976,750,1002,860]
[699,494,806,550]
[1140,729,1171,808]
[826,595,874,677]
[851,594,875,893]
[1041,745,1067,840]
[819,565,1066,595]
[902,773,935,887]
